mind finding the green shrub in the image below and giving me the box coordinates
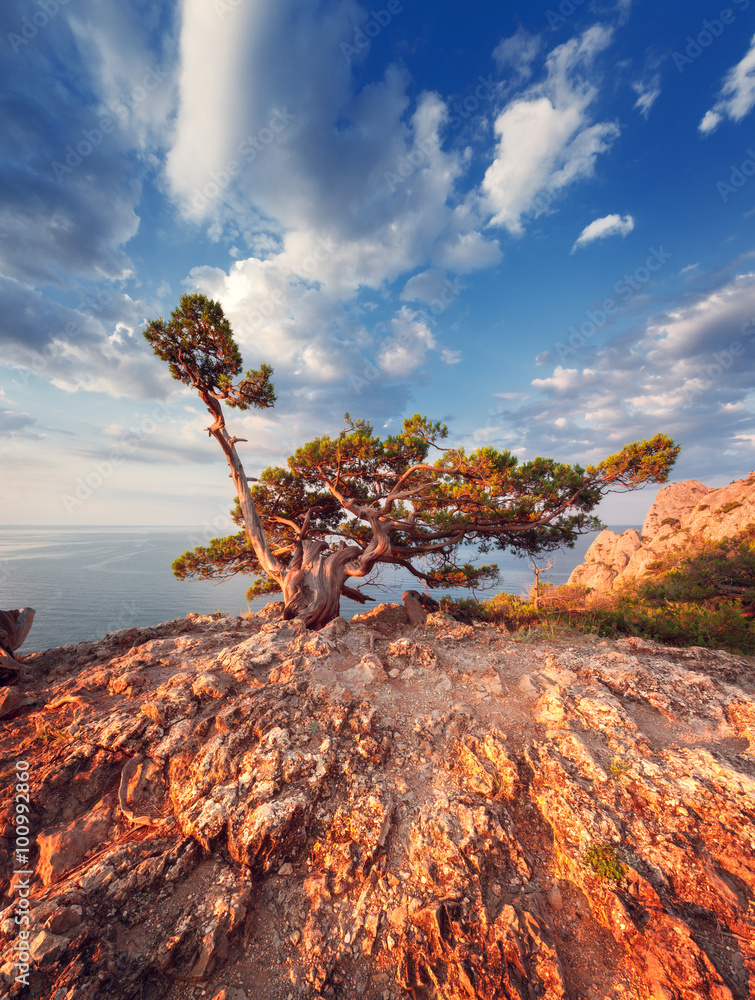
[446,593,541,630]
[442,552,755,654]
[585,843,624,881]
[719,501,742,514]
[557,599,755,654]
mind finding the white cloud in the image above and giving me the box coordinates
[513,269,755,481]
[571,213,635,251]
[67,1,176,152]
[699,33,755,134]
[640,271,755,363]
[401,269,452,304]
[531,365,598,395]
[481,26,620,234]
[492,27,541,81]
[441,348,462,365]
[433,231,502,272]
[377,307,436,376]
[632,74,661,118]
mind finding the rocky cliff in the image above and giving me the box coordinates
[1,604,754,1000]
[568,473,755,593]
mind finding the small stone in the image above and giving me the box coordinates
[548,886,564,912]
[0,687,24,719]
[29,929,68,965]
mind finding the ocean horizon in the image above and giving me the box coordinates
[0,524,637,654]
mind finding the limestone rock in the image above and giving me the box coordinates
[37,794,115,885]
[1,605,753,1000]
[569,473,755,591]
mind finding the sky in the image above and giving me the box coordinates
[1,0,755,532]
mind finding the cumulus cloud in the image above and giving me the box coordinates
[571,213,635,251]
[377,307,437,376]
[401,269,457,305]
[514,269,755,478]
[480,26,621,234]
[699,33,755,134]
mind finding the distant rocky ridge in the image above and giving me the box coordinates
[568,473,755,593]
[1,603,754,1000]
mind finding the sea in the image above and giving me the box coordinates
[0,525,637,654]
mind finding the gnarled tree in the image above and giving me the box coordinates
[144,294,680,629]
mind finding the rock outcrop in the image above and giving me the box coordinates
[1,606,754,999]
[569,473,755,593]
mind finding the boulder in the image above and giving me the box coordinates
[0,607,35,652]
[569,473,755,592]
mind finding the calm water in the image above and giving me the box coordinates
[0,525,634,654]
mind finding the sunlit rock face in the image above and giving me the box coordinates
[1,607,753,1000]
[569,473,755,593]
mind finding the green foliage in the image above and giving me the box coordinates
[556,593,755,654]
[584,843,624,881]
[719,501,742,514]
[586,434,680,490]
[637,525,755,606]
[609,757,630,779]
[171,412,677,599]
[144,296,680,611]
[143,293,276,410]
[452,571,755,655]
[449,593,542,630]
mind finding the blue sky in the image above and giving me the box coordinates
[2,0,755,529]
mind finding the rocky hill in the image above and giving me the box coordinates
[568,473,755,593]
[1,604,754,1000]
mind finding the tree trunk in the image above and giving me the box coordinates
[283,544,370,630]
[200,393,391,629]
